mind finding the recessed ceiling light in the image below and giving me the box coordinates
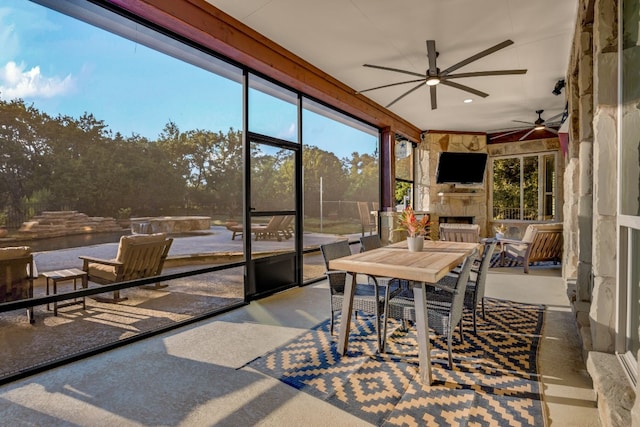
[463,99,473,103]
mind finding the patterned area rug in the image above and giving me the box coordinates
[246,298,546,426]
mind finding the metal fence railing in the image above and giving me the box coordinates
[492,207,539,221]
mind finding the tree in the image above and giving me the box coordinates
[344,152,379,203]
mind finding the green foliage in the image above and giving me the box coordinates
[395,181,412,204]
[0,98,380,224]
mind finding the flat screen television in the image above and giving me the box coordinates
[436,152,488,184]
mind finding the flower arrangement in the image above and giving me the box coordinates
[396,206,429,238]
[494,223,507,234]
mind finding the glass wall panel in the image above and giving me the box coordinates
[492,157,521,220]
[301,98,379,281]
[492,154,556,221]
[627,229,640,360]
[0,0,245,380]
[248,74,298,142]
[621,0,640,216]
[250,143,295,212]
[619,0,640,373]
[523,156,539,220]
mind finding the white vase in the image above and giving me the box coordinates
[407,236,424,252]
[496,232,505,239]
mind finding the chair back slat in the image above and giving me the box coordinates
[439,223,480,243]
[120,239,173,281]
[359,235,382,252]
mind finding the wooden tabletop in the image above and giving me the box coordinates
[329,241,478,283]
[389,240,480,253]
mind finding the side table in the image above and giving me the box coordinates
[41,268,88,316]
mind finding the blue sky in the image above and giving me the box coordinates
[0,0,377,159]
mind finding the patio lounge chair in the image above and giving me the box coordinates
[80,233,173,303]
[501,223,563,273]
[0,246,35,323]
[226,216,291,241]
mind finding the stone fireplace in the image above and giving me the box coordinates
[414,132,489,239]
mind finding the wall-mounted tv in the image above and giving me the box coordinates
[436,152,488,184]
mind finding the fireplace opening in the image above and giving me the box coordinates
[439,216,474,224]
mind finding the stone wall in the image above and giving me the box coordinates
[15,211,122,239]
[565,1,636,426]
[417,132,489,237]
[415,132,563,240]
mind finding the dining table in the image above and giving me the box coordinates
[328,239,480,386]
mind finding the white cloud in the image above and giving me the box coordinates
[0,61,74,100]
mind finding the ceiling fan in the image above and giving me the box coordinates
[357,39,527,110]
[489,109,566,141]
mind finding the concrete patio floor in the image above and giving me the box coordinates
[0,260,599,426]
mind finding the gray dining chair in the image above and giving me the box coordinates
[464,240,497,334]
[381,249,478,369]
[320,240,387,350]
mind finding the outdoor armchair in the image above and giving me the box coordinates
[0,246,35,323]
[80,233,173,303]
[501,223,563,273]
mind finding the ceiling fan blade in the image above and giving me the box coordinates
[519,128,536,141]
[490,128,527,140]
[426,40,437,74]
[439,80,489,98]
[356,78,425,94]
[441,39,514,76]
[430,85,437,110]
[545,112,565,123]
[363,64,424,78]
[512,120,535,125]
[443,69,527,79]
[385,81,425,108]
[544,127,559,134]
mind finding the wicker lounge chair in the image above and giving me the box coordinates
[80,233,173,303]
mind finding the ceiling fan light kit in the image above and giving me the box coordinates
[360,39,527,110]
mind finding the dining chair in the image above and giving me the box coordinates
[359,234,407,312]
[356,201,376,236]
[381,249,478,369]
[463,240,497,334]
[320,240,386,350]
[439,223,480,243]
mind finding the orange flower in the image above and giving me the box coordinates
[396,206,429,237]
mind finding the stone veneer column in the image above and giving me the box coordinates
[589,0,618,353]
[574,17,595,304]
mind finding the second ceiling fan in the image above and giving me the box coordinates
[358,39,527,110]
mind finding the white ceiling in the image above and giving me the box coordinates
[205,0,577,134]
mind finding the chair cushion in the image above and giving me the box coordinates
[504,243,528,258]
[0,246,31,260]
[116,233,167,262]
[87,261,118,282]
